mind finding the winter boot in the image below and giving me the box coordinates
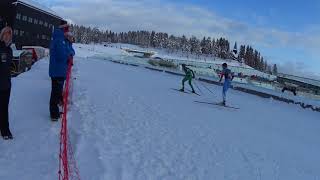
[1,129,13,140]
[51,117,60,122]
[218,101,226,106]
[51,113,61,122]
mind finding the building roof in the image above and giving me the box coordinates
[278,73,320,88]
[13,0,63,20]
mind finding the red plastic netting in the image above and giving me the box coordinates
[58,59,81,180]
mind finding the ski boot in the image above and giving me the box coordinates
[218,101,226,106]
[51,118,59,122]
[51,114,61,122]
[1,129,13,140]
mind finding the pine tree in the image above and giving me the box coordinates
[189,36,201,55]
[167,35,176,53]
[205,37,212,55]
[238,45,246,62]
[200,37,206,54]
[233,42,238,54]
[259,57,264,71]
[245,46,251,66]
[272,64,278,75]
[264,61,268,72]
[212,38,217,56]
[70,23,274,73]
[267,65,272,74]
[180,35,188,52]
[253,50,259,69]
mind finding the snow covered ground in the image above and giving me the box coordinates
[1,45,319,180]
[109,43,277,80]
[0,59,59,179]
[110,43,251,68]
[77,43,319,106]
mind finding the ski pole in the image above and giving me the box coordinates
[198,80,214,95]
[193,80,203,95]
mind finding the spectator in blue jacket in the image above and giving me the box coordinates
[49,20,74,121]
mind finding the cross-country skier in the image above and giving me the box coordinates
[219,63,234,106]
[180,64,196,93]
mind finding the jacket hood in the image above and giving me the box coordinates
[52,28,65,40]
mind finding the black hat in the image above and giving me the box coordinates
[60,20,68,26]
[222,63,228,68]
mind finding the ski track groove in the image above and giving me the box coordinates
[71,63,105,180]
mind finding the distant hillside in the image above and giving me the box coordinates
[70,24,278,75]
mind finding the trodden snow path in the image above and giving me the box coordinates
[1,56,319,180]
[70,57,319,180]
[0,59,59,180]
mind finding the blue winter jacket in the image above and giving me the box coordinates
[49,28,72,78]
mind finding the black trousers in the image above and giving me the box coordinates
[0,88,11,133]
[50,77,65,119]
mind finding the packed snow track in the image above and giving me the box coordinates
[1,56,319,180]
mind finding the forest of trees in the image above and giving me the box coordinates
[70,24,278,75]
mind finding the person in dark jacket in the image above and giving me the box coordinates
[49,21,73,121]
[0,26,13,139]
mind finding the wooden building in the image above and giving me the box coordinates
[0,0,63,49]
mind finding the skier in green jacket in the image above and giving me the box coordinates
[180,64,196,93]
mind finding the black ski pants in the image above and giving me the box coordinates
[0,88,11,134]
[50,77,65,119]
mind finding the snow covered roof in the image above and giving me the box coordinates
[278,73,320,88]
[13,0,63,20]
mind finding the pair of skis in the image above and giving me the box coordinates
[171,88,201,96]
[194,101,240,110]
[171,88,239,110]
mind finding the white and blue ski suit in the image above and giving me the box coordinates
[221,68,233,102]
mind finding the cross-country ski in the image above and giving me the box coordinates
[194,101,240,109]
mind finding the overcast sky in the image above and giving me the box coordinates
[38,0,320,79]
